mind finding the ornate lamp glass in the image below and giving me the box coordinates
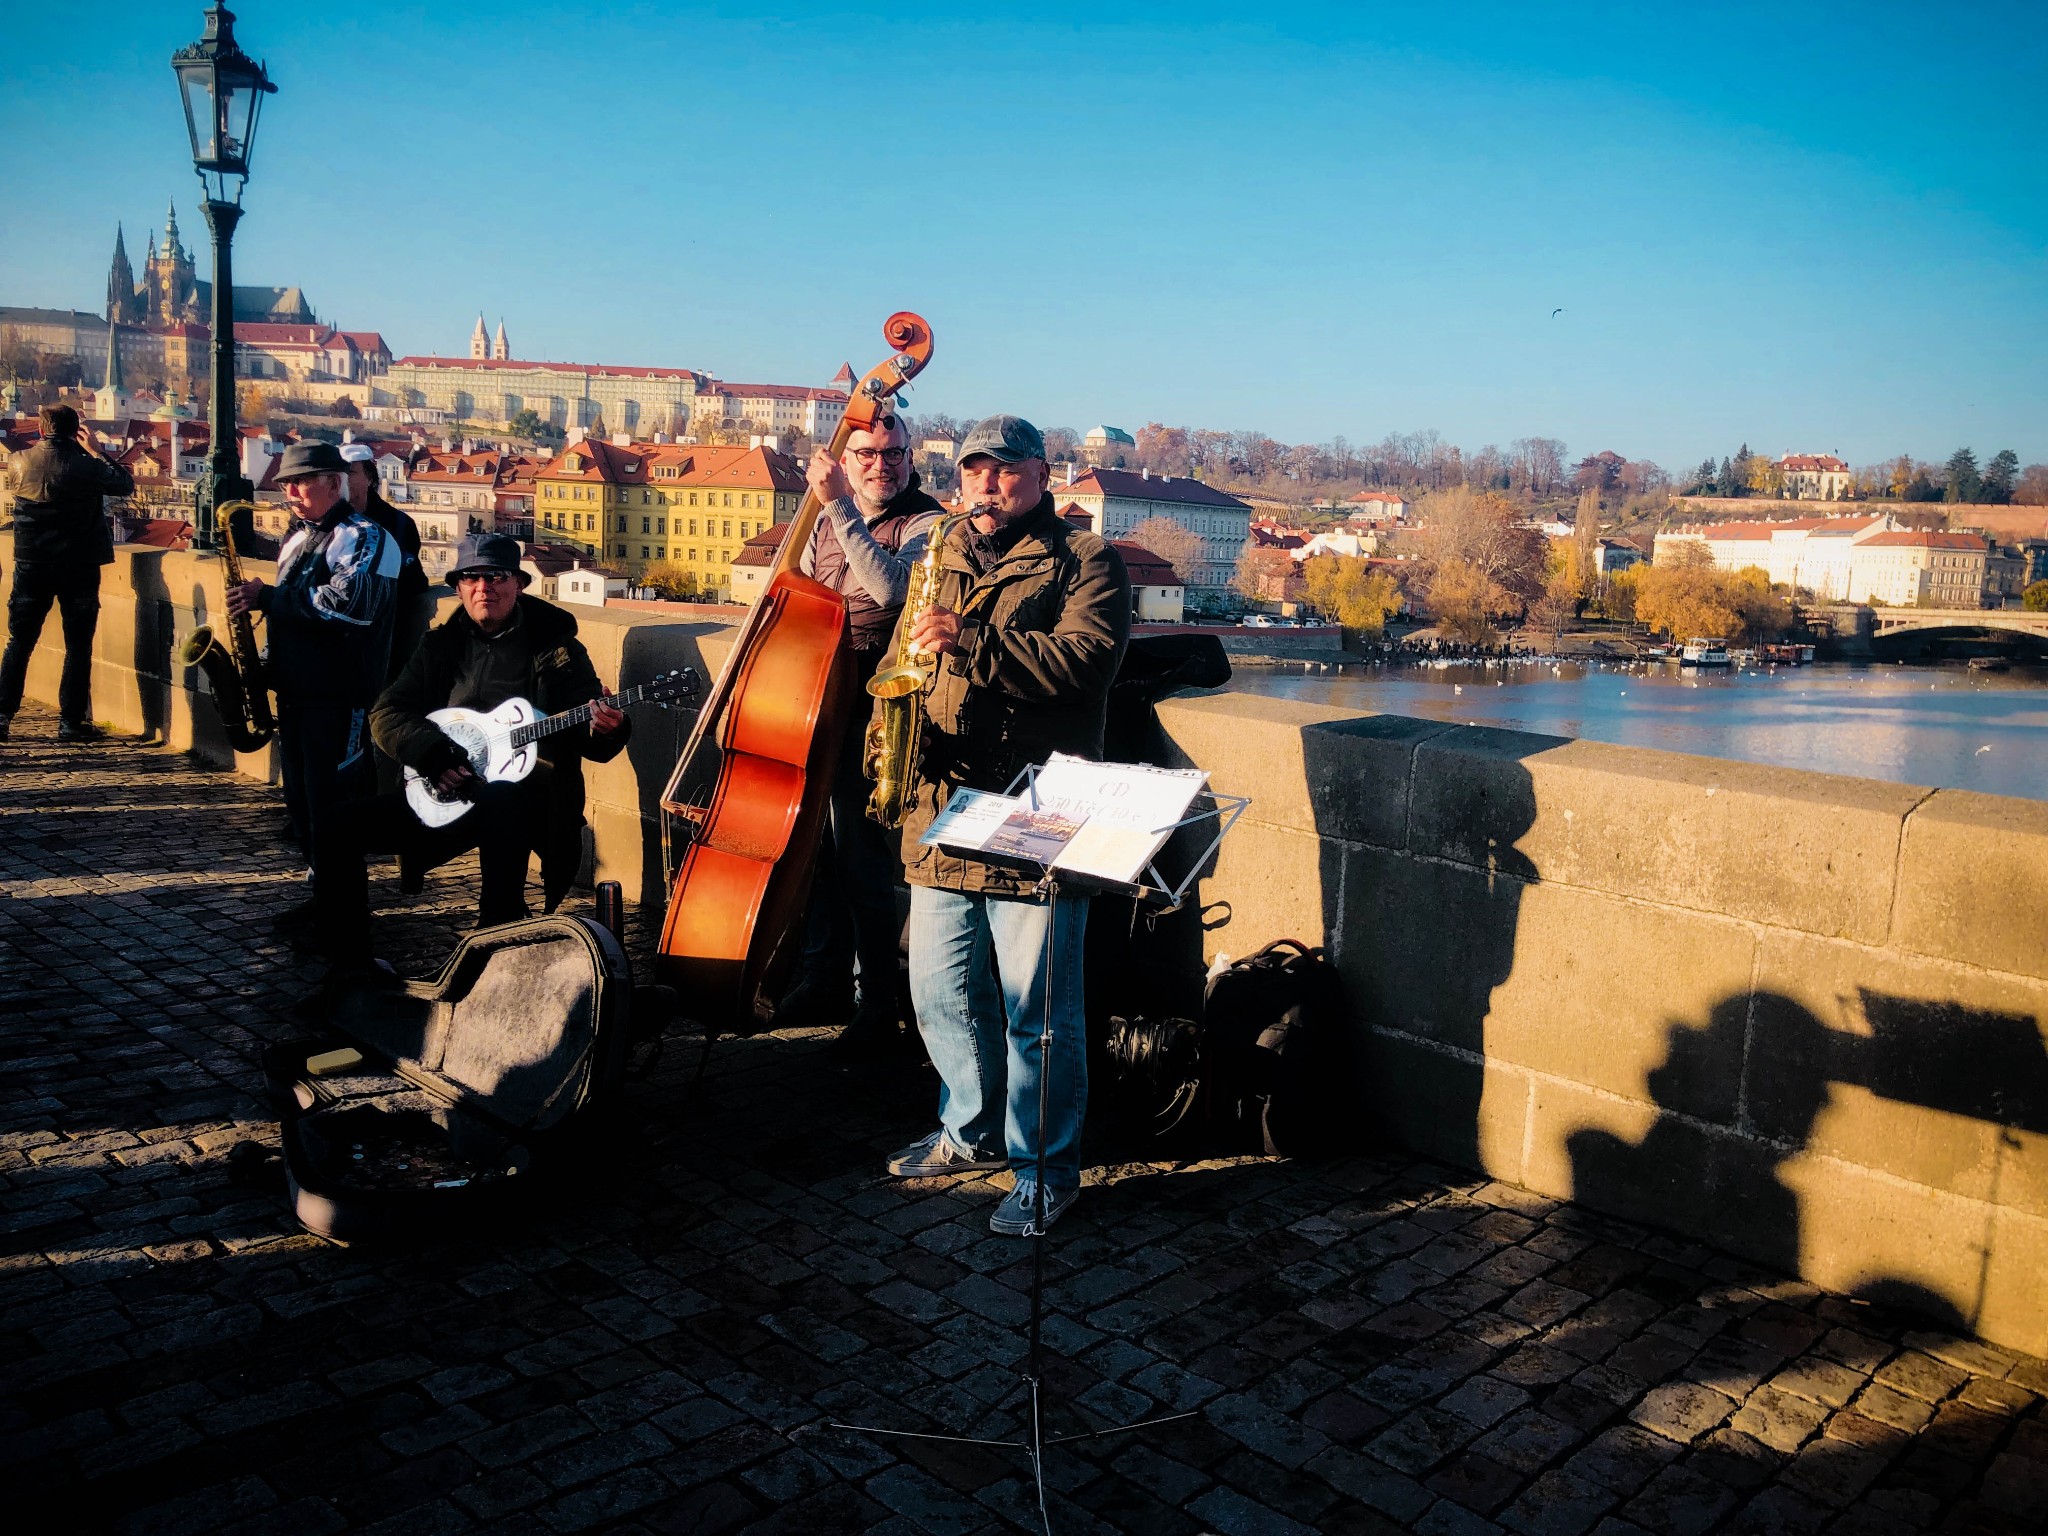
[171,5,275,203]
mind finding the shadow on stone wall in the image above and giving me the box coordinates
[1568,988,2048,1337]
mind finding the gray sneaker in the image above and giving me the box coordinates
[886,1130,1008,1178]
[990,1182,1079,1237]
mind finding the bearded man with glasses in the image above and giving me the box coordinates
[304,533,627,969]
[771,410,945,1053]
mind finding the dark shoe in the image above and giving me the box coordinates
[0,714,10,742]
[886,1130,1008,1178]
[770,976,854,1030]
[831,999,910,1061]
[990,1182,1079,1236]
[58,719,107,743]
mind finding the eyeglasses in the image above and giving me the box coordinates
[847,447,908,466]
[455,570,515,586]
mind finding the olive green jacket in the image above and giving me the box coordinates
[891,497,1131,895]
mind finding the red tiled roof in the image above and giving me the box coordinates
[1780,454,1848,472]
[1111,540,1183,586]
[1859,531,1989,550]
[392,355,708,383]
[1348,490,1406,503]
[1056,468,1252,510]
[707,383,850,403]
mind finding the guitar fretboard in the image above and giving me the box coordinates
[508,678,684,749]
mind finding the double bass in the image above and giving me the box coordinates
[655,312,933,1028]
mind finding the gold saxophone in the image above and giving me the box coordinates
[178,500,276,753]
[863,507,966,827]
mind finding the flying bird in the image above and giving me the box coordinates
[1551,307,1565,318]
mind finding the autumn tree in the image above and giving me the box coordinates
[640,560,699,601]
[1301,555,1402,636]
[2015,464,2048,505]
[1633,563,1792,642]
[1233,544,1296,603]
[1414,484,1547,616]
[2022,580,2048,612]
[1605,565,1641,623]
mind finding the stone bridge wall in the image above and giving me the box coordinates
[9,534,2045,1357]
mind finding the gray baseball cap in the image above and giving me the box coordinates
[958,414,1045,465]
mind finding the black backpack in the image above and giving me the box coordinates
[1201,939,1350,1157]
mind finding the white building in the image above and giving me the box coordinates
[557,566,631,606]
[1081,425,1137,467]
[1652,515,1992,606]
[1779,453,1852,501]
[1051,467,1253,591]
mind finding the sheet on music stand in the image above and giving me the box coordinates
[920,752,1208,887]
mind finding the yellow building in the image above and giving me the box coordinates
[534,438,806,598]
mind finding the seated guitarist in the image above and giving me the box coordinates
[311,533,627,964]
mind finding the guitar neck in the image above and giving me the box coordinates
[509,684,648,749]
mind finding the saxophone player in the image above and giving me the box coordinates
[773,410,944,1054]
[880,416,1130,1236]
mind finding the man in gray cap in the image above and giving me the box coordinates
[880,414,1131,1235]
[227,440,400,894]
[309,533,627,960]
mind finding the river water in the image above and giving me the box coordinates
[1233,659,2048,802]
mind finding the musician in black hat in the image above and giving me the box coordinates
[310,533,627,962]
[227,440,399,884]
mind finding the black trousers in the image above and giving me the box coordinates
[0,560,100,723]
[277,700,376,868]
[313,774,549,960]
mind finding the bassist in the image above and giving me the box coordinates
[310,534,626,966]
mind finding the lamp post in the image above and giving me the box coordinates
[172,4,275,553]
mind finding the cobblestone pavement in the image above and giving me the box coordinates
[3,706,2045,1536]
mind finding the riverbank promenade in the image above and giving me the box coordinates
[3,705,2044,1534]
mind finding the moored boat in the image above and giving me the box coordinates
[1680,638,1732,667]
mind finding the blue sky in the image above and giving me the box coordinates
[4,1,2043,470]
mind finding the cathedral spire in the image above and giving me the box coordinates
[107,223,136,323]
[492,317,509,361]
[470,312,489,360]
[103,314,123,392]
[163,199,181,253]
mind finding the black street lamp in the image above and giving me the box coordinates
[172,4,275,552]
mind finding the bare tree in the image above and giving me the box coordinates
[1126,516,1206,585]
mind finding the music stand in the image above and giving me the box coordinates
[824,763,1246,1535]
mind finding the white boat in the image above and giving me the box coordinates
[1680,638,1732,667]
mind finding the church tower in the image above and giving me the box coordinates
[94,314,130,421]
[492,318,509,360]
[470,313,489,359]
[107,225,138,324]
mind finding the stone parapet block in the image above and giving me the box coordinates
[1893,790,2048,982]
[1409,730,1927,944]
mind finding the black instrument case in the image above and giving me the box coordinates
[263,915,632,1242]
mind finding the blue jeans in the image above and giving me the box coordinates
[908,885,1090,1193]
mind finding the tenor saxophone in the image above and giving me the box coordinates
[178,500,276,753]
[863,507,964,827]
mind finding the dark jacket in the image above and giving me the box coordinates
[259,503,400,705]
[371,594,632,907]
[891,495,1131,895]
[361,487,428,605]
[8,437,133,564]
